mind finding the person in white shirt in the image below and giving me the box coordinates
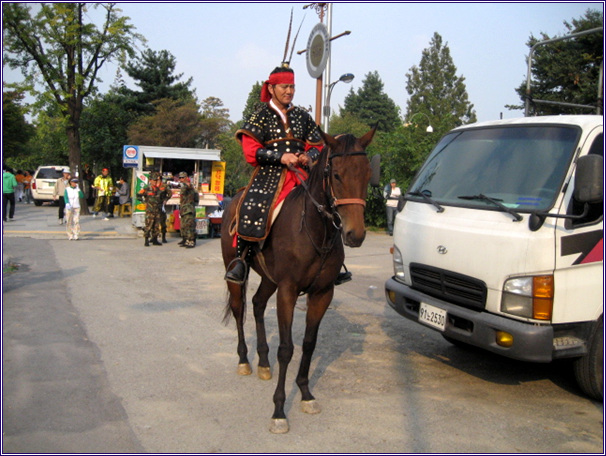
[384,179,401,236]
[64,178,84,240]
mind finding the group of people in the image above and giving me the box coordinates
[137,171,198,248]
[2,167,35,222]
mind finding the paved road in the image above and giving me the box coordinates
[2,203,603,453]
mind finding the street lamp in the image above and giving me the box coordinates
[323,73,354,132]
[405,112,433,133]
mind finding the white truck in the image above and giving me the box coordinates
[385,115,603,401]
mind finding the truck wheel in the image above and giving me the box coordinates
[33,199,43,206]
[573,316,603,402]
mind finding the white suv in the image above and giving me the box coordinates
[31,165,68,206]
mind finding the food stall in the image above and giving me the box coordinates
[122,145,225,236]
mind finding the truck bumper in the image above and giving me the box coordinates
[385,277,556,363]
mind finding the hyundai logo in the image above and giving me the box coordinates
[437,245,448,255]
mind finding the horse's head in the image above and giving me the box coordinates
[321,126,377,247]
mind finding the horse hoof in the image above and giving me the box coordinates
[237,363,252,376]
[257,366,272,380]
[301,399,321,415]
[269,418,289,434]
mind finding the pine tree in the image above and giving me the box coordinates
[405,32,476,135]
[342,71,401,132]
[511,9,603,116]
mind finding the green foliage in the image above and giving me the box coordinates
[510,9,603,115]
[216,127,251,197]
[241,82,264,122]
[342,71,401,132]
[122,49,197,113]
[2,2,141,184]
[80,89,139,174]
[127,98,203,147]
[199,97,233,149]
[2,91,35,165]
[405,32,477,130]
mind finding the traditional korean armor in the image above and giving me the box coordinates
[234,104,322,241]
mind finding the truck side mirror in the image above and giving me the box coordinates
[370,154,381,188]
[529,154,603,232]
[573,154,603,204]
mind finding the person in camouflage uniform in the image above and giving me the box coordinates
[137,172,172,246]
[177,171,197,248]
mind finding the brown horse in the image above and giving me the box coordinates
[221,127,377,433]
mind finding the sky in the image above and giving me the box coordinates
[3,1,603,124]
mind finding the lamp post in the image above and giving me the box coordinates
[323,73,354,132]
[405,112,433,133]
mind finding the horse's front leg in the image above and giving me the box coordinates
[269,285,297,434]
[252,277,277,380]
[296,287,333,415]
[227,281,252,376]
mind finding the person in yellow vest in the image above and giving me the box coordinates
[92,167,114,220]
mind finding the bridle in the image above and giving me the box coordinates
[292,143,369,228]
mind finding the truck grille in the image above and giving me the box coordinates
[409,263,487,310]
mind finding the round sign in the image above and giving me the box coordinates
[125,146,138,158]
[306,23,330,79]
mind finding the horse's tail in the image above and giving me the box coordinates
[222,281,247,326]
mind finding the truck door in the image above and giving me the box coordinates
[553,131,604,323]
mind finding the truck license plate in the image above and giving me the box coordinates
[419,302,447,331]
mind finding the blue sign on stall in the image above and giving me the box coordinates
[123,145,139,168]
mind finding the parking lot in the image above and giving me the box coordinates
[2,203,603,453]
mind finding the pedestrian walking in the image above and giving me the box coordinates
[3,166,18,222]
[53,168,71,224]
[64,178,84,240]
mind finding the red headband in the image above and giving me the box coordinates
[260,71,295,102]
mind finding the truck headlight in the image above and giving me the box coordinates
[392,245,405,281]
[501,275,553,320]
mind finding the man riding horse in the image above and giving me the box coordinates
[224,63,352,286]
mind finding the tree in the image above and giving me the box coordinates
[342,71,401,132]
[80,88,140,174]
[3,2,140,211]
[127,98,203,147]
[405,32,476,135]
[199,97,233,149]
[122,48,197,113]
[510,9,603,116]
[2,89,35,167]
[241,81,263,123]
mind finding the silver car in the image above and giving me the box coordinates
[31,165,68,206]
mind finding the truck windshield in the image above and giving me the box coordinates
[408,125,580,212]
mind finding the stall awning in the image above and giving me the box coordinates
[139,146,221,162]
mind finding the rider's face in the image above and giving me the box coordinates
[269,84,295,109]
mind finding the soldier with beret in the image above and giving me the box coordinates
[177,171,197,249]
[137,171,171,247]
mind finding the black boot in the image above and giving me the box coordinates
[334,265,352,286]
[162,234,167,243]
[225,259,247,284]
[185,240,195,249]
[177,239,185,246]
[144,237,150,247]
[152,238,162,246]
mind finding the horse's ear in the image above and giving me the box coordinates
[359,124,378,149]
[320,129,340,149]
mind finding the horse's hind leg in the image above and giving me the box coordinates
[227,281,252,376]
[296,288,333,415]
[252,277,277,380]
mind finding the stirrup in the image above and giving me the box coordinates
[225,258,248,285]
[335,265,352,286]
